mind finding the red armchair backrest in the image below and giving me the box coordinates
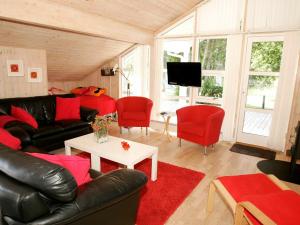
[176,105,224,123]
[116,96,153,112]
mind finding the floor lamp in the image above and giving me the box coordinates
[113,64,130,96]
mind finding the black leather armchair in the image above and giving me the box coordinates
[0,94,98,151]
[0,145,147,225]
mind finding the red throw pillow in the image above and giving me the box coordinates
[0,115,19,128]
[11,106,38,129]
[71,87,88,95]
[28,153,92,186]
[55,97,80,121]
[0,128,21,150]
[84,86,106,96]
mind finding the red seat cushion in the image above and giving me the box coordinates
[55,97,80,121]
[122,112,147,121]
[28,153,92,186]
[0,128,21,150]
[11,106,38,129]
[178,122,205,136]
[0,115,18,128]
[245,190,300,225]
[218,174,282,202]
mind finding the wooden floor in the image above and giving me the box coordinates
[57,122,300,225]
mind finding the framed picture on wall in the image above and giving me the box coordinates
[27,67,43,82]
[6,60,24,77]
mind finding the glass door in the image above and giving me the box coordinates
[237,36,284,147]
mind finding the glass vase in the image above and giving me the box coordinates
[94,129,108,143]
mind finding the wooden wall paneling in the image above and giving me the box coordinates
[49,0,203,32]
[0,46,47,98]
[246,0,300,32]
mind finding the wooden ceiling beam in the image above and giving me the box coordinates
[0,0,153,44]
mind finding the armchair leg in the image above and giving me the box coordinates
[146,127,148,135]
[178,138,181,147]
[204,146,208,155]
[120,127,122,134]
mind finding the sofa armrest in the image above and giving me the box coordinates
[75,169,147,211]
[80,107,98,122]
[5,126,31,148]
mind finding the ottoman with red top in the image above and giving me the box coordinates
[234,190,300,225]
[207,173,290,223]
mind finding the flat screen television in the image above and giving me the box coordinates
[167,62,202,87]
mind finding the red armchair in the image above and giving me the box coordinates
[176,105,225,154]
[116,96,153,135]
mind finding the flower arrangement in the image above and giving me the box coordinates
[91,116,111,143]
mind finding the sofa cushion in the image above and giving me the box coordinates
[11,106,38,129]
[55,97,80,121]
[123,112,147,121]
[56,120,89,131]
[0,128,21,150]
[178,122,205,136]
[29,153,92,186]
[32,125,64,139]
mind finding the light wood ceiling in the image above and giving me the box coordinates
[0,1,203,81]
[49,0,202,31]
[0,20,132,81]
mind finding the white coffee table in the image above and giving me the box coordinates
[64,134,158,181]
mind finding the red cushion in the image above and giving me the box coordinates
[245,190,300,225]
[0,128,21,150]
[84,86,106,96]
[122,112,147,121]
[55,97,80,121]
[0,115,18,128]
[178,122,205,136]
[218,174,282,202]
[28,153,92,186]
[71,87,89,95]
[11,106,38,129]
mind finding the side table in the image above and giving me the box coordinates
[160,112,175,141]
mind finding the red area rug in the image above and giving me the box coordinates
[78,153,205,225]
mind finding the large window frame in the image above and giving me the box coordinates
[193,37,228,106]
[159,38,194,114]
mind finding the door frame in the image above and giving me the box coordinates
[236,35,284,147]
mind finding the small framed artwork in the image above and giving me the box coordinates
[27,67,43,83]
[7,60,24,77]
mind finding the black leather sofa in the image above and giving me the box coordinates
[0,94,98,151]
[0,144,147,225]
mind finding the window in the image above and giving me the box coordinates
[160,40,193,113]
[195,38,227,105]
[121,46,150,97]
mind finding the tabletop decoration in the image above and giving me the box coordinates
[121,141,130,151]
[92,116,111,143]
